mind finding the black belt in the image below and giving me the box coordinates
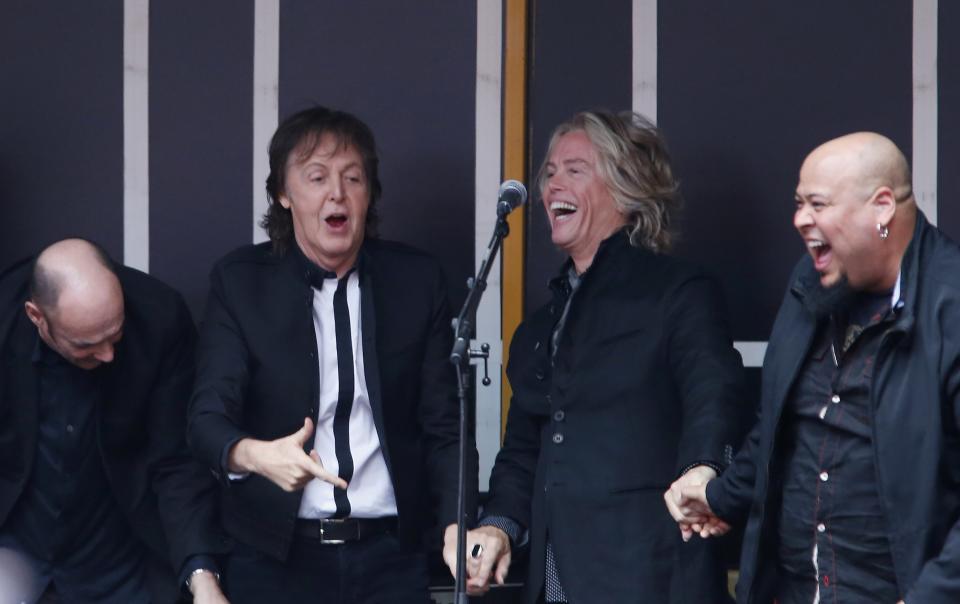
[293,517,397,544]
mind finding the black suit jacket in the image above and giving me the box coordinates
[187,239,476,560]
[0,257,225,576]
[485,232,745,603]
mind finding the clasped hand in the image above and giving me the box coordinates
[662,465,730,541]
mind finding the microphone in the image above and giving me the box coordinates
[496,180,527,217]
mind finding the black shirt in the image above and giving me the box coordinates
[7,338,133,562]
[777,290,900,603]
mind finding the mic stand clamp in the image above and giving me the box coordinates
[449,214,510,604]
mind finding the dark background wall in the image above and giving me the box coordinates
[940,1,960,242]
[278,1,477,311]
[149,0,254,319]
[0,2,125,264]
[524,0,633,311]
[0,1,476,322]
[660,1,913,341]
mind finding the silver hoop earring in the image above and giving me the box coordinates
[877,223,889,240]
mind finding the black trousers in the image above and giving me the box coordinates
[224,531,431,604]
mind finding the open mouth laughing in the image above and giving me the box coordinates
[550,200,578,222]
[807,239,832,271]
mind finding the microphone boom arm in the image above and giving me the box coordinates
[450,215,509,365]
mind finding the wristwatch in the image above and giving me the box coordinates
[185,568,221,592]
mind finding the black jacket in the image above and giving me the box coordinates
[485,232,746,603]
[0,257,225,576]
[708,212,960,603]
[187,239,476,559]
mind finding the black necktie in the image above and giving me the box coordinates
[331,271,356,518]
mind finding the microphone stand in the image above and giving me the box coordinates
[450,210,512,604]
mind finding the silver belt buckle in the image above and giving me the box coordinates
[318,518,352,545]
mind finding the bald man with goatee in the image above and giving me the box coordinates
[0,239,227,603]
[665,133,960,603]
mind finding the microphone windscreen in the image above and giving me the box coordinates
[498,179,527,210]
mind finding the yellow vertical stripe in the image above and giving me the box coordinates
[500,0,528,438]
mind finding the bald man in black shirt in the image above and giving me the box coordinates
[0,239,226,603]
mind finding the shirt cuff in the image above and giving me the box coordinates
[220,437,250,482]
[478,515,527,547]
[679,460,723,477]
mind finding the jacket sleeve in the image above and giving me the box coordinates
[482,396,541,530]
[187,264,252,477]
[417,263,478,528]
[482,322,542,530]
[705,417,760,524]
[665,273,749,474]
[146,294,226,572]
[902,314,960,603]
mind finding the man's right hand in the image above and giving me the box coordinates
[442,524,512,596]
[663,468,730,541]
[227,418,348,492]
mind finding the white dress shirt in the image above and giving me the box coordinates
[297,271,397,519]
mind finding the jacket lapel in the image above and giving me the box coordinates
[282,248,328,435]
[356,254,393,477]
[766,267,821,424]
[769,318,816,421]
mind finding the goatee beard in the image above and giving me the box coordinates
[802,275,858,319]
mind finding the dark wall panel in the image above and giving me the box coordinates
[149,0,254,318]
[0,1,124,266]
[278,1,477,309]
[524,0,633,315]
[938,1,960,241]
[659,1,913,341]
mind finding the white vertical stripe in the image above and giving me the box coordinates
[734,341,767,368]
[913,0,938,224]
[812,543,821,604]
[632,0,657,122]
[474,0,504,490]
[253,0,280,243]
[123,0,150,271]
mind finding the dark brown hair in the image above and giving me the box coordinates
[261,106,382,253]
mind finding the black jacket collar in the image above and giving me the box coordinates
[548,229,632,307]
[550,228,632,283]
[286,240,369,290]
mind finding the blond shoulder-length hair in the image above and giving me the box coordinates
[536,110,681,253]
